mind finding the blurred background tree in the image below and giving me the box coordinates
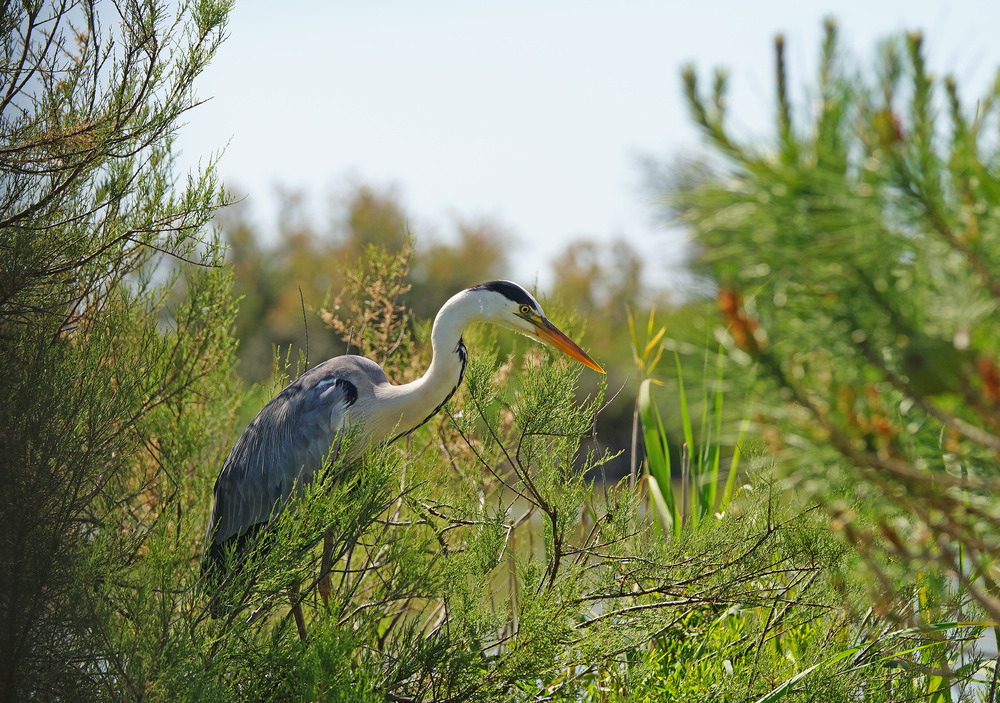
[221,183,506,383]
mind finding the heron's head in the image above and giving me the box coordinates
[468,280,604,374]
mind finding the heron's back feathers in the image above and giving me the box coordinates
[203,357,389,567]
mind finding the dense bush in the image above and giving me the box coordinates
[0,1,234,699]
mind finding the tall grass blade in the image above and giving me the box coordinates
[638,379,677,534]
[643,326,666,358]
[703,357,726,517]
[720,416,748,510]
[674,353,695,459]
[674,353,696,527]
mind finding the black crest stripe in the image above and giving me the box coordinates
[469,280,535,308]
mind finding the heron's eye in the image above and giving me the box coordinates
[519,305,532,315]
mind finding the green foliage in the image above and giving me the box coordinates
[631,304,746,537]
[638,367,744,538]
[627,345,977,700]
[319,238,416,379]
[577,464,978,701]
[664,18,1000,695]
[78,240,941,702]
[0,0,233,699]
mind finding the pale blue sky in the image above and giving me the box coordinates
[178,2,1000,291]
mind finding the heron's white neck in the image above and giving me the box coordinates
[374,290,483,439]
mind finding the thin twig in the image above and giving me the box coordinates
[299,285,309,372]
[987,653,1000,703]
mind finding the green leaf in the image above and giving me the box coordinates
[639,379,676,533]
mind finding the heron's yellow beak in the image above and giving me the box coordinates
[531,317,605,374]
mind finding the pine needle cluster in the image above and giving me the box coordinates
[668,19,1000,695]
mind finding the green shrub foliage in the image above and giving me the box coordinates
[0,1,234,699]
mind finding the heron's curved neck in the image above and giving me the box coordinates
[379,292,479,437]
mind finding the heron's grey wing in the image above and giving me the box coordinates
[206,370,359,549]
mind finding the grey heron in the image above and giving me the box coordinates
[203,280,603,621]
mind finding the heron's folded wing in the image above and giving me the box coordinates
[205,375,357,548]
